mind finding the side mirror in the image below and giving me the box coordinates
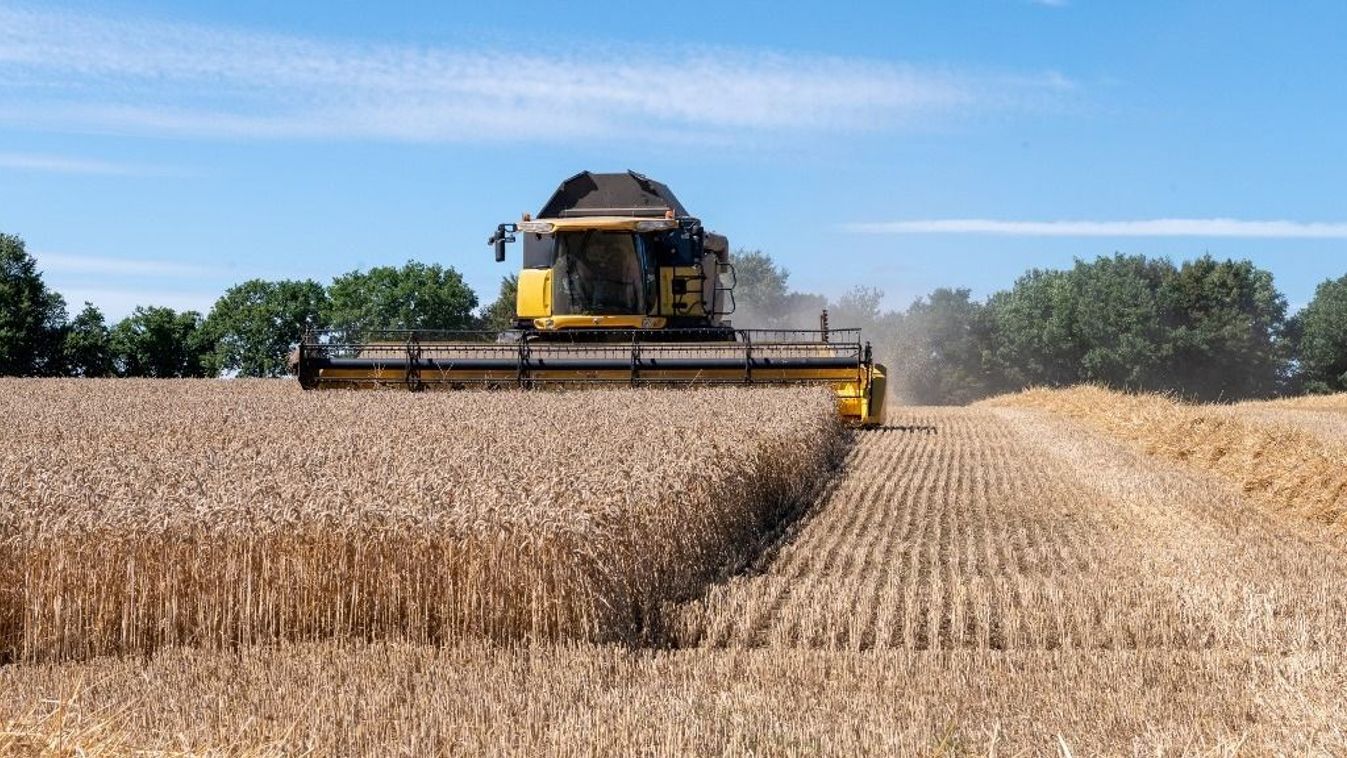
[488,223,517,263]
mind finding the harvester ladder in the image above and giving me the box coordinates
[743,330,753,384]
[405,333,423,391]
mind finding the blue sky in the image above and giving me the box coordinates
[2,0,1345,319]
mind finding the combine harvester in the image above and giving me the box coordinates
[295,171,886,426]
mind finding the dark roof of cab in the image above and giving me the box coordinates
[539,170,689,219]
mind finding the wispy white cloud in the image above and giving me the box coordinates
[844,218,1347,239]
[0,5,1069,143]
[0,151,147,175]
[0,150,178,175]
[34,251,219,278]
[1030,0,1070,7]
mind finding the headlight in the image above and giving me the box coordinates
[634,220,676,232]
[518,221,555,234]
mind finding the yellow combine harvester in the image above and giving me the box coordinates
[296,171,887,426]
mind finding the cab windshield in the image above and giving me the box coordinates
[552,231,649,315]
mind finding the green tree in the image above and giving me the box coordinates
[727,249,838,329]
[776,292,830,329]
[0,233,68,375]
[891,288,996,404]
[985,255,1176,392]
[64,302,114,377]
[478,274,519,333]
[984,254,1293,400]
[202,279,328,377]
[986,268,1079,387]
[1067,254,1174,390]
[1159,256,1288,399]
[111,306,211,377]
[830,286,885,333]
[1295,274,1347,393]
[729,249,792,326]
[324,261,478,333]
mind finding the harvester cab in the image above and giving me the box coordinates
[296,170,887,427]
[489,171,736,337]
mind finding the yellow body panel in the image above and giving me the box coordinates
[862,364,887,427]
[516,268,551,318]
[658,266,706,318]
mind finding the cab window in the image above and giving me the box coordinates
[553,231,643,315]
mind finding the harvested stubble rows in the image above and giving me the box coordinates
[12,642,1347,755]
[8,404,1347,753]
[0,379,842,662]
[985,385,1347,530]
[677,406,1347,652]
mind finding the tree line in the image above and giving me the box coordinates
[731,249,1347,403]
[1,232,478,378]
[3,230,1345,401]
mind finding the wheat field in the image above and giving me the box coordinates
[4,382,1347,754]
[0,379,841,662]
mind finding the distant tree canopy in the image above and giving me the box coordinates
[727,248,1314,403]
[729,249,793,327]
[981,255,1289,399]
[0,233,67,376]
[889,289,995,405]
[986,269,1080,389]
[1294,274,1347,393]
[0,233,489,379]
[111,306,211,378]
[324,261,478,333]
[1062,254,1172,389]
[202,279,328,377]
[830,286,886,332]
[65,302,114,378]
[1160,256,1288,399]
[729,248,833,329]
